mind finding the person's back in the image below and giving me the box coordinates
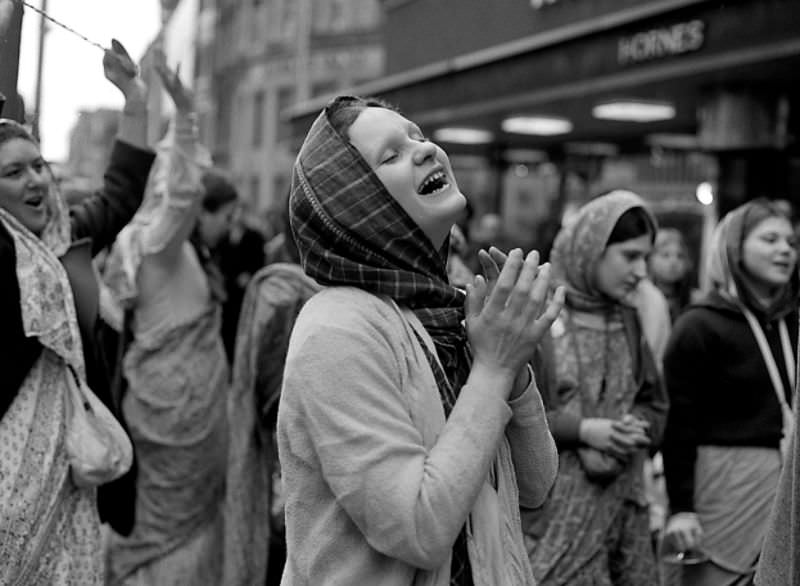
[223,261,320,586]
[103,57,228,586]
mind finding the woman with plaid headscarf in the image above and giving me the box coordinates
[276,96,562,585]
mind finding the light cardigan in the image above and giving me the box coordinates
[277,286,558,586]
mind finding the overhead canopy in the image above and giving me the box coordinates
[289,0,800,153]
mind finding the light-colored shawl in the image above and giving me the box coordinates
[0,187,103,583]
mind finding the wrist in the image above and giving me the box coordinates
[509,366,531,400]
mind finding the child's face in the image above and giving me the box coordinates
[649,241,689,284]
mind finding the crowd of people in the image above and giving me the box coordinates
[1,42,799,586]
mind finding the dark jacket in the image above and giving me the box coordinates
[1,139,154,418]
[661,292,798,513]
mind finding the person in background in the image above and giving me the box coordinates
[523,190,668,586]
[223,201,320,585]
[0,40,153,584]
[649,228,695,323]
[215,197,267,360]
[661,199,798,586]
[103,51,228,585]
[277,95,561,585]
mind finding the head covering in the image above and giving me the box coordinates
[550,190,656,312]
[704,199,799,320]
[0,121,82,375]
[289,96,468,400]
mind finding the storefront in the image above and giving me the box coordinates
[290,0,800,260]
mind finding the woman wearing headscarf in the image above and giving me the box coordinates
[661,199,798,586]
[102,52,229,585]
[523,191,668,585]
[276,95,561,585]
[0,42,153,584]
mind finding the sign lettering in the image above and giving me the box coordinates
[618,20,705,65]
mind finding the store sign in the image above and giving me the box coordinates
[618,20,705,65]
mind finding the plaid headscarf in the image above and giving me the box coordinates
[289,97,470,410]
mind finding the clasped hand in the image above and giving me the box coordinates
[465,248,564,400]
[579,414,651,460]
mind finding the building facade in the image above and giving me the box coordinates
[210,0,384,222]
[291,0,800,265]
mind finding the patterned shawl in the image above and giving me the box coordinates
[704,200,799,322]
[551,190,655,313]
[289,97,470,403]
[0,122,103,583]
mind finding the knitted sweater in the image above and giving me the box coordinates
[277,287,558,586]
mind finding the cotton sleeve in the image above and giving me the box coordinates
[137,112,208,259]
[506,371,559,509]
[70,141,155,254]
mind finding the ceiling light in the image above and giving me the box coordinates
[433,127,494,144]
[593,100,676,122]
[696,182,714,206]
[502,115,573,136]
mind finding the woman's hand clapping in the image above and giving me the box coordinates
[465,248,564,401]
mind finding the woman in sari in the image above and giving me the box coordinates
[103,53,228,585]
[662,199,798,586]
[0,42,153,584]
[277,95,561,585]
[523,190,669,585]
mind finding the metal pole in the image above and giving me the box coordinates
[32,0,48,142]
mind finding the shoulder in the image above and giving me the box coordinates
[298,287,402,336]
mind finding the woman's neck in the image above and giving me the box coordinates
[747,280,780,308]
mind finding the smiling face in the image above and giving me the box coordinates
[347,107,467,248]
[742,215,797,293]
[0,137,51,236]
[595,234,653,302]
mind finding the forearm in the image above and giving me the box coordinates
[507,375,558,508]
[141,111,206,262]
[116,92,148,151]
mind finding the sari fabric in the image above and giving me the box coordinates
[104,114,228,585]
[223,263,321,585]
[0,202,103,585]
[525,192,659,585]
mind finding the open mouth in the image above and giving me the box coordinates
[25,194,46,209]
[417,170,450,196]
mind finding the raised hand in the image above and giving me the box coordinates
[465,249,564,400]
[103,38,143,98]
[152,48,194,113]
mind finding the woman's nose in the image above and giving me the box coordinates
[633,257,648,278]
[412,140,437,164]
[26,165,48,186]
